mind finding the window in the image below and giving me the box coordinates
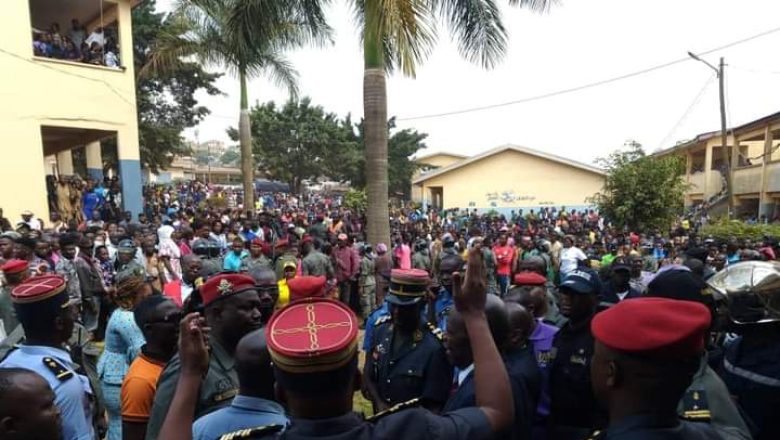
[29,0,122,69]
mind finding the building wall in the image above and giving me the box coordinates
[411,154,467,202]
[418,149,604,211]
[0,0,140,220]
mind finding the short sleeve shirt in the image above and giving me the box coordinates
[121,354,165,423]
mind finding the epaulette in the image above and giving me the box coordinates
[218,424,284,440]
[426,322,444,342]
[374,315,391,326]
[584,429,605,440]
[43,357,73,381]
[365,398,421,423]
[681,389,711,422]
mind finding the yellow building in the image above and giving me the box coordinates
[411,152,467,201]
[412,144,605,213]
[655,111,780,219]
[0,0,142,220]
[144,156,243,185]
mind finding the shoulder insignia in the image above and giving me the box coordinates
[584,429,605,440]
[366,398,421,423]
[218,424,284,440]
[374,315,392,326]
[42,357,73,381]
[681,389,711,422]
[213,388,238,403]
[426,322,444,342]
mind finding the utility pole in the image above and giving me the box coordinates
[688,52,732,217]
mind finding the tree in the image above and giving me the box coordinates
[219,148,240,166]
[355,0,555,246]
[229,98,360,193]
[590,141,689,231]
[132,1,220,173]
[348,118,427,199]
[142,0,331,206]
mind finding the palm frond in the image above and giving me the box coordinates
[506,0,559,13]
[379,0,436,76]
[432,0,507,69]
[247,51,301,99]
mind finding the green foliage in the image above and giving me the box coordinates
[344,189,368,212]
[132,1,221,173]
[589,141,689,231]
[229,98,360,193]
[701,219,780,241]
[219,148,240,165]
[203,195,228,209]
[348,117,427,198]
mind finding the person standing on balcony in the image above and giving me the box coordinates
[69,19,86,48]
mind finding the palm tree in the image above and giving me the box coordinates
[141,0,331,207]
[356,0,555,246]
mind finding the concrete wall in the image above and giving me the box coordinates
[412,153,466,202]
[418,149,604,210]
[0,0,141,220]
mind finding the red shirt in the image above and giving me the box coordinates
[493,244,514,276]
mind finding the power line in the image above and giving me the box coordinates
[656,73,715,150]
[396,25,780,122]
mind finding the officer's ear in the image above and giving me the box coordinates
[606,360,621,388]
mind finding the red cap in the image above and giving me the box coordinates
[592,297,710,359]
[287,276,327,302]
[1,259,28,275]
[266,298,358,373]
[11,274,71,305]
[275,239,289,249]
[250,238,264,246]
[513,272,547,286]
[201,274,257,307]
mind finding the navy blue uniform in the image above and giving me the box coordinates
[722,335,780,440]
[591,414,721,439]
[600,282,642,306]
[364,320,451,408]
[548,317,608,440]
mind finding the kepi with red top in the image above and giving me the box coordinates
[513,272,547,286]
[287,275,327,302]
[200,273,258,307]
[1,259,28,275]
[591,297,711,359]
[11,274,77,307]
[266,298,358,373]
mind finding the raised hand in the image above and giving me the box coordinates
[178,312,210,376]
[452,248,487,315]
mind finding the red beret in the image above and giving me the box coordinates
[592,297,710,359]
[513,272,547,286]
[275,239,289,249]
[2,259,28,275]
[201,274,257,307]
[266,298,358,373]
[11,274,71,305]
[250,238,264,246]
[287,276,327,302]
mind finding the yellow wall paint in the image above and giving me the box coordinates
[0,0,140,220]
[418,149,604,210]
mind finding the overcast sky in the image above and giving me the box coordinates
[157,0,780,166]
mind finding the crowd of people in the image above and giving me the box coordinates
[32,19,121,68]
[0,184,778,440]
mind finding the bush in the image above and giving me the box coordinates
[700,219,780,241]
[343,189,367,212]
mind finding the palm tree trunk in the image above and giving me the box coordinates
[239,68,255,210]
[363,0,390,247]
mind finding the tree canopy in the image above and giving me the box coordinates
[590,141,688,231]
[133,1,221,173]
[230,98,426,196]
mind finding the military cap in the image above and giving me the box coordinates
[387,269,430,306]
[11,274,76,307]
[560,269,601,295]
[287,275,327,302]
[266,298,358,373]
[1,259,28,275]
[592,297,710,359]
[117,239,136,253]
[646,268,706,303]
[513,271,546,286]
[201,273,258,307]
[275,239,289,249]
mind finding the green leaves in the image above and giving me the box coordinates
[590,141,689,231]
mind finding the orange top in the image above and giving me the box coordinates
[121,354,166,423]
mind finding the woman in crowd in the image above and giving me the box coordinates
[96,267,150,440]
[209,219,228,252]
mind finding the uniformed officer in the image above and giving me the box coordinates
[192,328,289,440]
[428,238,464,331]
[647,267,752,440]
[193,238,224,277]
[301,239,335,279]
[548,269,607,440]
[589,297,721,439]
[363,269,452,413]
[274,239,297,281]
[0,274,97,440]
[709,260,780,440]
[411,239,431,274]
[145,273,265,439]
[0,259,28,336]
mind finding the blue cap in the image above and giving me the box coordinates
[560,269,602,295]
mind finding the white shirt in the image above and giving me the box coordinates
[85,31,104,47]
[457,363,475,386]
[20,218,42,231]
[181,282,194,304]
[616,290,629,301]
[560,246,587,275]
